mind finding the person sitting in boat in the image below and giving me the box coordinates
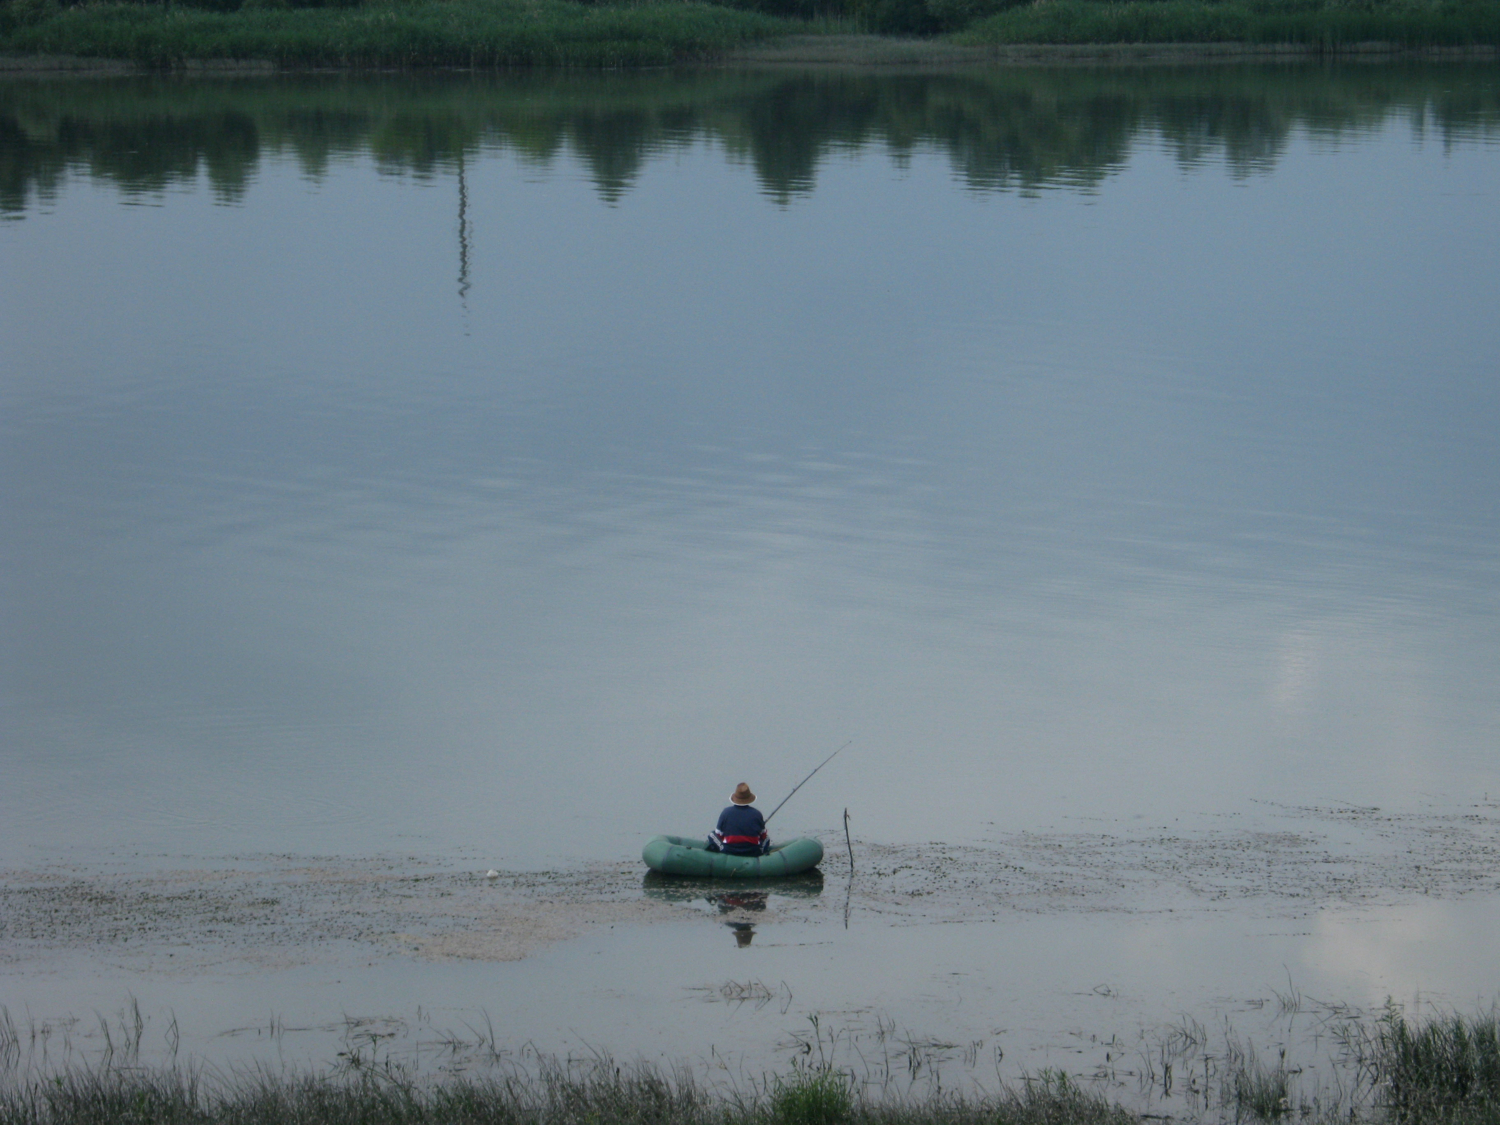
[708,782,771,856]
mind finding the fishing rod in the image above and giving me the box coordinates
[764,738,855,824]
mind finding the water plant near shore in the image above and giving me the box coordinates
[6,1009,1500,1125]
[772,1065,855,1125]
[0,1059,1140,1125]
[1380,1006,1500,1121]
[1231,1060,1291,1122]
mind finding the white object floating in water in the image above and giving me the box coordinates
[484,870,499,879]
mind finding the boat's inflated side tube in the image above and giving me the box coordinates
[641,834,824,878]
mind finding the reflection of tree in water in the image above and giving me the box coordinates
[724,76,888,203]
[567,108,656,203]
[930,78,1133,192]
[1,97,262,211]
[0,111,57,215]
[1151,85,1303,175]
[3,66,1498,216]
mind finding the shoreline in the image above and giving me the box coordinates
[725,35,1500,65]
[0,1004,1496,1125]
[3,38,1499,74]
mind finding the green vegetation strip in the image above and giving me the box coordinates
[4,0,1500,65]
[0,0,789,67]
[0,1066,1137,1125]
[957,0,1500,47]
[4,1009,1500,1125]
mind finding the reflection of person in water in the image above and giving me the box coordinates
[707,782,771,856]
[712,891,767,913]
[710,888,766,947]
[727,922,755,947]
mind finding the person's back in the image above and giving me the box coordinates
[709,783,770,856]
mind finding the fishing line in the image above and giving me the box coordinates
[763,737,855,824]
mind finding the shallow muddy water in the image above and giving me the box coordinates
[2,63,1500,1102]
[4,802,1500,1111]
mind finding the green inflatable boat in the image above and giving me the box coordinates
[641,835,824,878]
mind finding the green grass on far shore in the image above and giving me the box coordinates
[956,0,1500,48]
[0,0,789,67]
[3,0,1500,66]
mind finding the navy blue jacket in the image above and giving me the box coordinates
[714,805,768,854]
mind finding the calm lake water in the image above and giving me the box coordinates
[4,65,1500,867]
[4,62,1500,1099]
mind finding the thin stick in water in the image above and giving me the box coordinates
[844,807,854,874]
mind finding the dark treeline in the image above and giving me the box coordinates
[5,0,1500,43]
[3,64,1499,214]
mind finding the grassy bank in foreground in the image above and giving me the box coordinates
[5,1009,1500,1125]
[0,1068,1147,1125]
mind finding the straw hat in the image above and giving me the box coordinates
[730,782,756,805]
